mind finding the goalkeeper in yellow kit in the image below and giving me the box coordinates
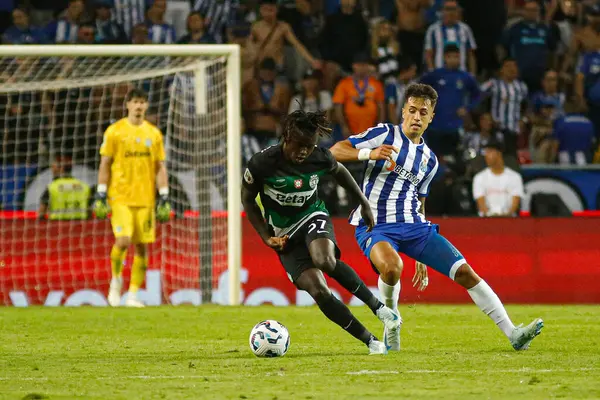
[93,88,171,307]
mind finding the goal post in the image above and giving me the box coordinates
[0,45,242,306]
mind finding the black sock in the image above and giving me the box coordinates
[328,260,384,314]
[314,291,374,345]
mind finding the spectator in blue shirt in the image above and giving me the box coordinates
[146,0,176,44]
[45,0,84,43]
[530,69,566,119]
[177,12,216,44]
[575,49,600,140]
[384,56,417,125]
[94,1,127,44]
[2,8,48,44]
[553,101,596,165]
[501,0,558,93]
[420,44,481,156]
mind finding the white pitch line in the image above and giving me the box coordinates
[0,367,597,382]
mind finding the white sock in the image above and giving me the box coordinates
[110,276,122,285]
[467,280,515,337]
[378,276,400,314]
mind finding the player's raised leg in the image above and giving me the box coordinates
[307,235,400,338]
[417,232,543,351]
[294,268,386,355]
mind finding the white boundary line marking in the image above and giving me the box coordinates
[1,368,597,382]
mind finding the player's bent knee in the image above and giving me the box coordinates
[377,260,402,283]
[453,263,481,289]
[310,285,333,304]
[134,244,148,257]
[115,236,131,249]
[312,254,337,275]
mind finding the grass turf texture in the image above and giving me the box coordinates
[1,305,599,400]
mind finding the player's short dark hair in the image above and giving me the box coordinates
[502,57,517,65]
[397,55,415,72]
[403,83,438,109]
[126,88,149,102]
[444,44,460,54]
[282,109,332,142]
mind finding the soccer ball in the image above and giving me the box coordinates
[249,320,290,357]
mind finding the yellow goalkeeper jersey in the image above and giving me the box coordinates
[100,118,166,207]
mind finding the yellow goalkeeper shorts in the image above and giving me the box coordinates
[110,203,155,244]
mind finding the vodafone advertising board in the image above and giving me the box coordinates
[1,217,600,307]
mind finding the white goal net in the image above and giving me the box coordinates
[0,45,241,307]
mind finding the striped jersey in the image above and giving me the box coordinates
[348,123,439,226]
[193,0,238,44]
[148,22,176,44]
[45,19,78,43]
[424,21,477,71]
[111,0,148,38]
[481,78,528,133]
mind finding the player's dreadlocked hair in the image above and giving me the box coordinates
[282,109,332,142]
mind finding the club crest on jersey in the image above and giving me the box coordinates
[145,138,152,147]
[244,168,254,184]
[420,160,428,173]
[309,174,319,189]
[294,179,303,189]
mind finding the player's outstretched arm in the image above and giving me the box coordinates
[241,186,287,251]
[331,163,374,230]
[330,139,398,163]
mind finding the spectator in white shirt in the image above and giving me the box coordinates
[472,140,524,217]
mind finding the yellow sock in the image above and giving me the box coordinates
[110,245,127,278]
[129,255,148,294]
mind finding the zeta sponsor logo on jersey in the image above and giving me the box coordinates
[385,158,421,186]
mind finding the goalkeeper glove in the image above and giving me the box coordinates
[93,185,110,219]
[156,188,171,223]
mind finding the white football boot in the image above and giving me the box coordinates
[107,277,123,307]
[376,306,402,351]
[510,318,544,350]
[368,339,388,355]
[125,292,145,308]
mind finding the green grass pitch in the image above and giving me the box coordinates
[1,305,599,399]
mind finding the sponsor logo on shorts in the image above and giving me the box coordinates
[366,238,372,248]
[116,226,122,233]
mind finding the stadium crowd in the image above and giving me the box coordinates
[1,0,599,217]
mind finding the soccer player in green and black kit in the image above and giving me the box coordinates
[241,110,400,355]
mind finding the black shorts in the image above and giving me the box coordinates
[277,214,340,283]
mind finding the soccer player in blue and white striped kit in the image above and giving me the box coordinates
[331,83,543,352]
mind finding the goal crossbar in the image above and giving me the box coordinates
[0,44,242,305]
